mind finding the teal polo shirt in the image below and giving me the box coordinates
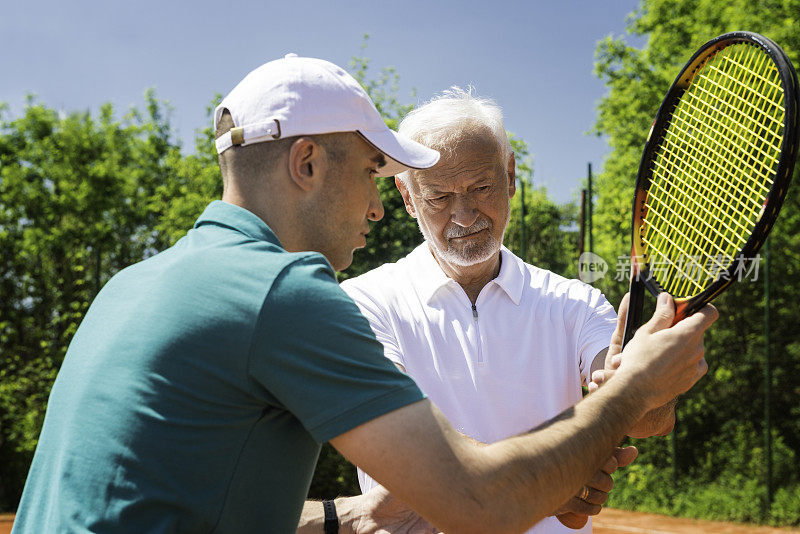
[13,201,424,534]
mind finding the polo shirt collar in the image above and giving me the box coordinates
[414,243,525,306]
[494,246,525,305]
[194,200,282,246]
[413,243,455,303]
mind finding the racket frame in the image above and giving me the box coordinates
[622,31,799,346]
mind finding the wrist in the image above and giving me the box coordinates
[610,357,672,411]
[332,496,358,534]
[597,371,652,420]
[322,500,339,534]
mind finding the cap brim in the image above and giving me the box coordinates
[358,129,440,177]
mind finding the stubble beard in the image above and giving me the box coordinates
[419,211,509,267]
[299,165,355,272]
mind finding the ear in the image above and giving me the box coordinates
[288,137,324,192]
[507,152,517,199]
[395,176,418,219]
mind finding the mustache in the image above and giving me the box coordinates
[445,219,490,238]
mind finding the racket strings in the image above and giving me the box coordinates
[699,47,783,179]
[655,132,757,233]
[679,84,779,193]
[641,42,785,297]
[647,44,781,294]
[650,71,772,292]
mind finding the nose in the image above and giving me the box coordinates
[450,194,478,227]
[367,178,385,222]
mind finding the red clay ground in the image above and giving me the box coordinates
[593,508,800,533]
[1,509,798,533]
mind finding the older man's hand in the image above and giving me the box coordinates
[346,486,441,534]
[587,292,631,395]
[554,446,638,529]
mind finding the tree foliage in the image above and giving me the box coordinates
[0,92,182,507]
[593,0,800,524]
[505,137,579,277]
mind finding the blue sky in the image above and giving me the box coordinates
[2,0,644,204]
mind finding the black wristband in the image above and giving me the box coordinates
[323,499,339,534]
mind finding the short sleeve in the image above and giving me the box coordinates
[340,277,405,368]
[249,256,425,444]
[577,288,618,384]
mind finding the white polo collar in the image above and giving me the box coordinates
[411,242,525,306]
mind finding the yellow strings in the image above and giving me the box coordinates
[641,42,784,297]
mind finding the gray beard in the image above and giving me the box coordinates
[419,217,506,267]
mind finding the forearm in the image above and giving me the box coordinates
[467,375,649,533]
[332,291,714,534]
[297,497,359,534]
[333,376,651,534]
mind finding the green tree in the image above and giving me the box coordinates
[149,97,223,246]
[504,137,579,278]
[0,92,182,510]
[593,0,800,524]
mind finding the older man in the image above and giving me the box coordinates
[12,59,712,534]
[342,88,677,533]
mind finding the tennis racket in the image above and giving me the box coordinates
[622,31,800,348]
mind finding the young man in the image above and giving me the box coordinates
[12,56,716,534]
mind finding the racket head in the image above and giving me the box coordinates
[630,31,800,322]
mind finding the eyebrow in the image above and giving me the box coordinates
[371,154,387,168]
[419,175,493,195]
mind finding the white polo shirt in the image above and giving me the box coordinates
[341,243,617,534]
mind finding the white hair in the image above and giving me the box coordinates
[396,86,512,185]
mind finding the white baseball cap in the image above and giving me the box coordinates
[214,54,440,177]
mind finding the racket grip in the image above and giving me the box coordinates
[671,299,692,325]
[622,278,646,349]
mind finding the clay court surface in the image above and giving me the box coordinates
[593,508,800,533]
[1,509,798,533]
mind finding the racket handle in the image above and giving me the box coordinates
[622,277,646,349]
